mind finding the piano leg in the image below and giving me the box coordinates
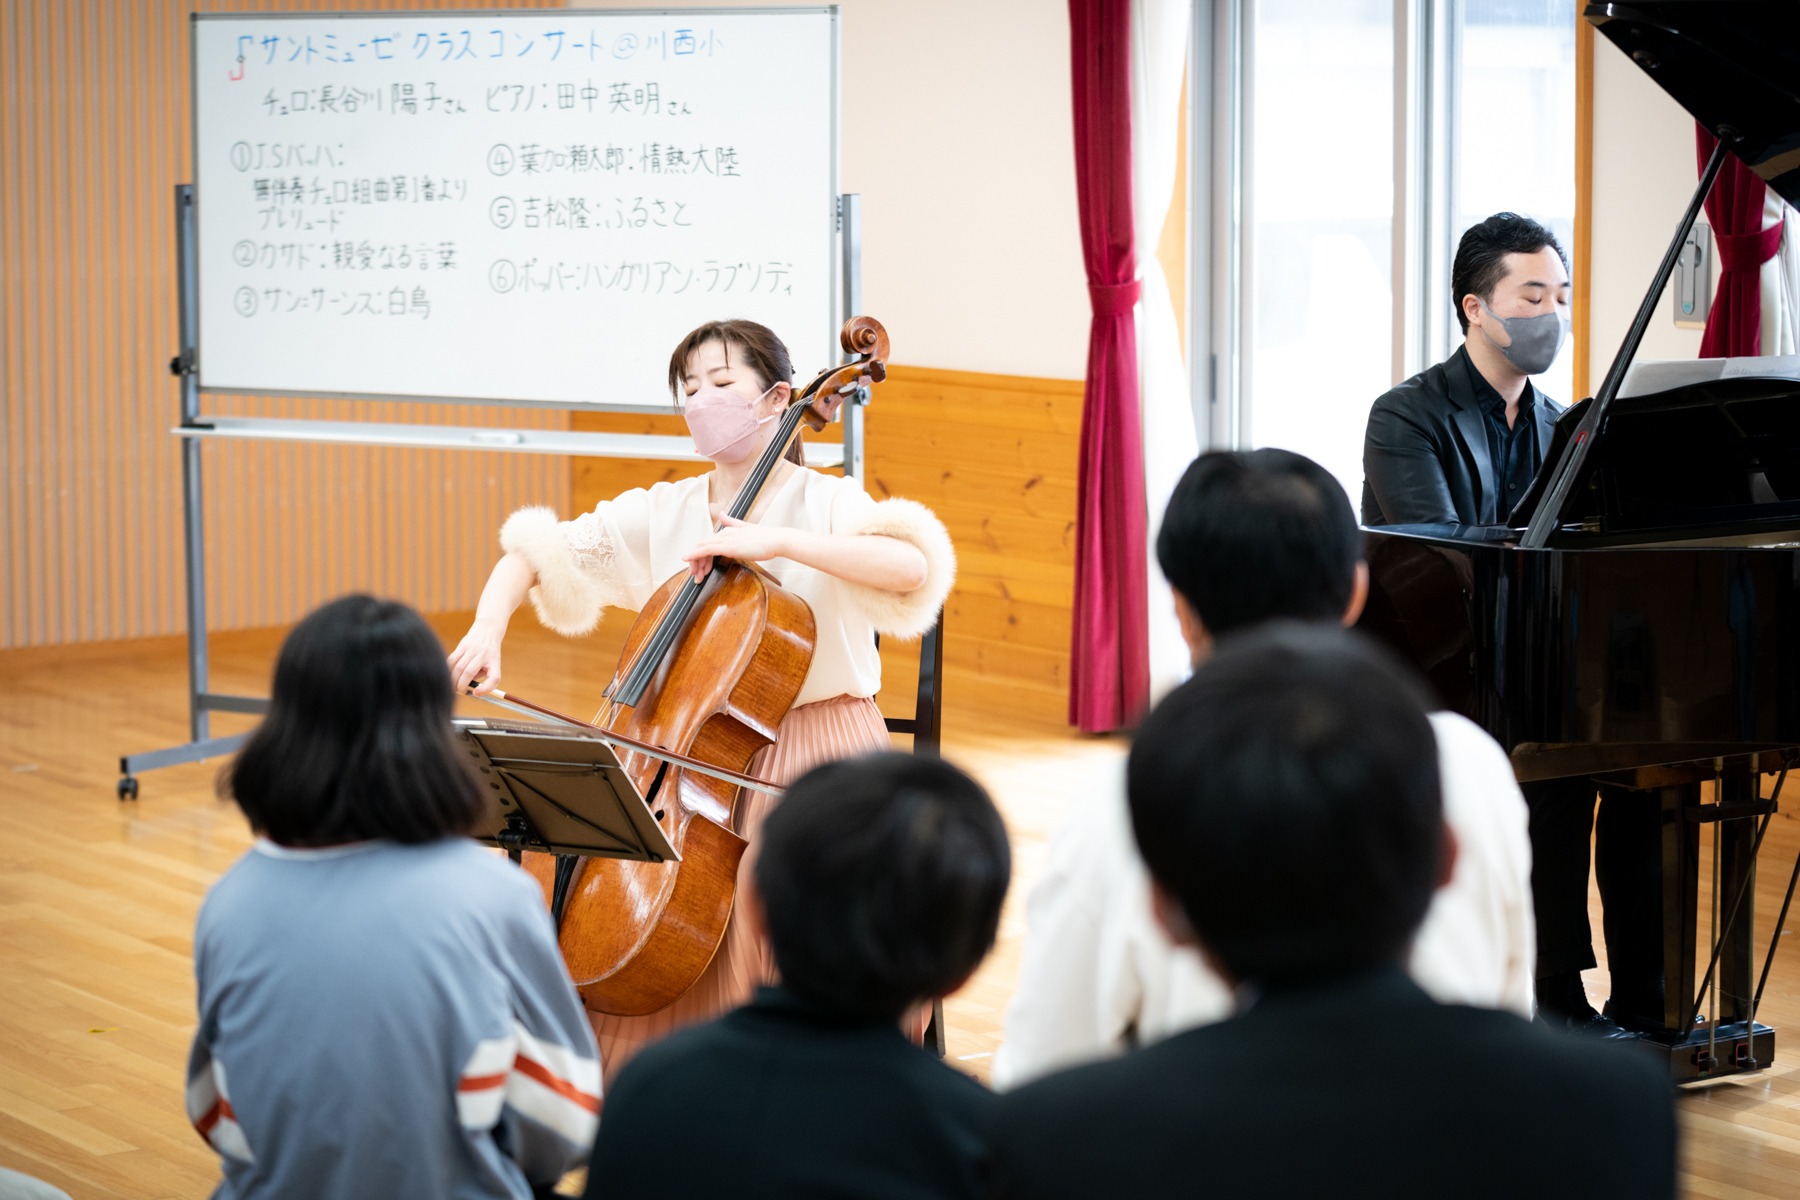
[1639,777,1773,1081]
[1717,779,1760,1030]
[1527,775,1775,1077]
[1654,783,1699,1035]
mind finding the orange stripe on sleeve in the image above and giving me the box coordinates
[194,1098,235,1137]
[512,1054,601,1113]
[458,1071,508,1092]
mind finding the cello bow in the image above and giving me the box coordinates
[467,686,785,796]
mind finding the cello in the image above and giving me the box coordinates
[520,316,891,1015]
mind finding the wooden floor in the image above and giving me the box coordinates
[3,616,1800,1197]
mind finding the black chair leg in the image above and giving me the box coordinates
[926,997,947,1057]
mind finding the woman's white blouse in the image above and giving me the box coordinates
[501,469,954,710]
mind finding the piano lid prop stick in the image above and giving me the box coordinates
[464,684,785,797]
[1521,128,1738,549]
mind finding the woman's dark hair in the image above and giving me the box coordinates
[1129,623,1442,987]
[1452,211,1568,333]
[1156,449,1361,637]
[221,595,486,846]
[667,319,803,465]
[756,752,1011,1021]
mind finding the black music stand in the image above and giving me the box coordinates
[457,717,678,864]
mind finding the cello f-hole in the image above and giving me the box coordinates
[643,759,672,811]
[550,855,583,928]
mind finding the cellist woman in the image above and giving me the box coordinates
[447,318,955,1082]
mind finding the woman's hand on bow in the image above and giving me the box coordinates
[448,551,537,694]
[682,516,791,579]
[449,620,505,695]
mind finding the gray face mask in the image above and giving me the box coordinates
[1477,300,1568,375]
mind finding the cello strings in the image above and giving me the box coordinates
[590,345,868,716]
[612,401,813,707]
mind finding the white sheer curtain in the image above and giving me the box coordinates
[1762,194,1799,356]
[1131,0,1195,707]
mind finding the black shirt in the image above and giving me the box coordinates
[988,966,1676,1200]
[1467,354,1540,520]
[585,987,994,1200]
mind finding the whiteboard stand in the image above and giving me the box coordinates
[839,192,868,477]
[117,186,870,799]
[117,185,259,799]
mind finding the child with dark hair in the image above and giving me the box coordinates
[997,448,1536,1088]
[988,626,1676,1200]
[583,752,1010,1200]
[189,595,599,1200]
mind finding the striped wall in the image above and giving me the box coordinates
[0,0,569,650]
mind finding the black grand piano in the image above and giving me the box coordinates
[1359,2,1800,1083]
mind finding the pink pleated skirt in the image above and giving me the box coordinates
[590,692,891,1087]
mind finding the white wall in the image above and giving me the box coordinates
[571,0,1091,379]
[1589,31,1708,372]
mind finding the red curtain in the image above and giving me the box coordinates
[1698,124,1782,358]
[1067,0,1148,733]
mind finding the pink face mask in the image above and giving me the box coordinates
[684,383,780,463]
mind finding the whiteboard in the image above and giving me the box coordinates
[192,9,837,410]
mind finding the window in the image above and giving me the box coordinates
[1196,0,1579,502]
[1243,0,1394,499]
[1449,0,1577,405]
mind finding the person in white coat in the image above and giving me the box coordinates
[994,448,1536,1089]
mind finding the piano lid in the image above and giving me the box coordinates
[1509,362,1800,545]
[1510,4,1800,547]
[1587,3,1800,207]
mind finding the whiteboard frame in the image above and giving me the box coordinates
[189,6,841,415]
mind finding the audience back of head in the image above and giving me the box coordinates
[224,593,484,846]
[756,752,1011,1022]
[1130,623,1442,986]
[1156,448,1360,635]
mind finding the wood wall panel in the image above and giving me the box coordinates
[869,366,1081,722]
[0,0,565,650]
[569,409,709,500]
[566,364,1083,724]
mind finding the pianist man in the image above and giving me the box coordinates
[1362,213,1652,1040]
[1362,211,1569,527]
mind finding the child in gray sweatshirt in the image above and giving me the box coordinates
[188,595,599,1200]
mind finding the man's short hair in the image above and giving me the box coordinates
[756,752,1011,1022]
[224,594,486,846]
[1452,212,1568,334]
[1155,449,1361,638]
[1128,624,1442,986]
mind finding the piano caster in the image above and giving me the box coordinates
[117,775,139,801]
[1691,1041,1757,1077]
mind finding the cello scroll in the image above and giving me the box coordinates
[794,315,891,431]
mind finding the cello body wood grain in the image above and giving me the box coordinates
[524,564,815,1014]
